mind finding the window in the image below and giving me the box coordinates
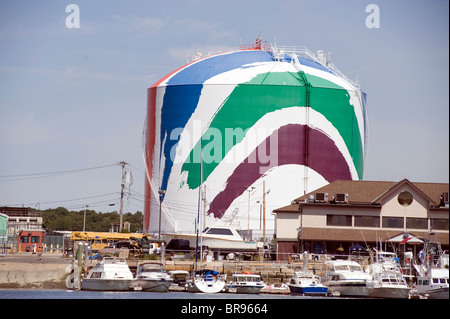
[398,191,413,206]
[355,216,380,227]
[406,218,428,230]
[327,215,352,226]
[205,228,233,236]
[431,219,449,231]
[21,236,29,243]
[382,217,404,228]
[31,236,40,243]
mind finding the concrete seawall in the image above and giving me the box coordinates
[0,254,72,289]
[0,254,326,289]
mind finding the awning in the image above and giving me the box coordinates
[350,243,366,251]
[387,233,423,244]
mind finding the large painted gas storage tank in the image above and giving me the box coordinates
[143,44,368,234]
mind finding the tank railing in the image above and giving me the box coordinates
[273,45,359,89]
[206,47,242,56]
[205,44,360,89]
[322,59,360,89]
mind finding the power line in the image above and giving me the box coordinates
[4,192,120,208]
[0,163,118,182]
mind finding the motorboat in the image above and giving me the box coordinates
[226,273,265,294]
[322,259,373,297]
[133,262,173,292]
[366,250,411,299]
[415,269,449,299]
[288,271,328,296]
[288,252,328,296]
[81,257,133,291]
[169,270,190,287]
[163,225,258,252]
[412,238,449,299]
[186,269,226,293]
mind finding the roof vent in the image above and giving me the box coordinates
[334,193,349,203]
[315,193,328,202]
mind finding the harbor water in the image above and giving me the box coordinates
[1,289,369,318]
[0,289,334,299]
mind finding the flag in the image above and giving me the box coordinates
[400,237,412,244]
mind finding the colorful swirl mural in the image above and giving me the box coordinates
[144,47,368,233]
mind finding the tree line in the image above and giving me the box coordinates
[40,207,143,233]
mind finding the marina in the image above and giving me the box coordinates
[0,39,447,303]
[2,241,448,300]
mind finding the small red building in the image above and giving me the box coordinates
[18,230,45,253]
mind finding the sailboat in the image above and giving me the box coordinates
[186,146,226,294]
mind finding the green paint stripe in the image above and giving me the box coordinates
[181,72,364,189]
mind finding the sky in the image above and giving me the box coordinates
[0,0,448,218]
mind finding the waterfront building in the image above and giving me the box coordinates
[0,213,7,255]
[273,179,449,260]
[0,206,44,253]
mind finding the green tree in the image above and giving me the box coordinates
[41,207,143,232]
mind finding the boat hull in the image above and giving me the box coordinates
[81,278,132,291]
[228,285,264,294]
[164,233,257,251]
[423,287,449,300]
[369,287,411,299]
[135,278,173,292]
[187,279,225,293]
[288,284,328,296]
[325,282,371,297]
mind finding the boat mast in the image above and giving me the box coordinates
[194,145,203,273]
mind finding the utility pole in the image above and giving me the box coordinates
[83,204,89,232]
[158,189,165,239]
[247,186,255,240]
[203,184,207,230]
[119,161,126,232]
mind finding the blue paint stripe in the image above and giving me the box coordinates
[166,50,274,85]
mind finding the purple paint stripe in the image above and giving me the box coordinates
[208,124,352,218]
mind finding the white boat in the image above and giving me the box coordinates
[186,269,226,293]
[163,225,258,252]
[226,273,265,294]
[367,250,411,299]
[81,257,133,291]
[133,262,173,292]
[288,271,328,296]
[415,269,449,299]
[288,252,328,296]
[323,259,373,297]
[413,239,449,299]
[169,270,190,287]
